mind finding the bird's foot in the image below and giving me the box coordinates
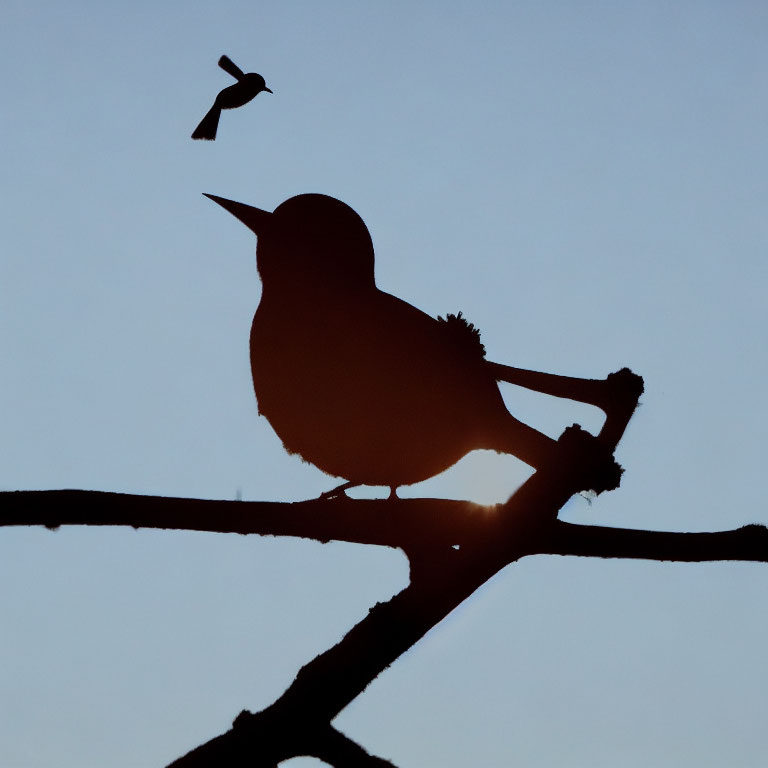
[557,424,624,495]
[319,481,358,500]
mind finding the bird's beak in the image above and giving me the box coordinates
[263,87,273,94]
[203,193,272,236]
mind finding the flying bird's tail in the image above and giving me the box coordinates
[218,55,245,80]
[191,105,222,140]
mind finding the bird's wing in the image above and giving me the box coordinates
[218,55,245,80]
[338,291,502,420]
[250,289,507,485]
[362,291,477,362]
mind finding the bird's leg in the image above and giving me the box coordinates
[491,412,562,472]
[488,363,643,456]
[319,481,359,500]
[487,361,644,495]
[388,486,399,500]
[487,363,643,419]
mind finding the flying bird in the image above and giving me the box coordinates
[191,55,272,140]
[204,193,629,497]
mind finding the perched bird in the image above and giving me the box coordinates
[191,55,272,140]
[204,193,624,497]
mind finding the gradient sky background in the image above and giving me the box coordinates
[2,2,767,766]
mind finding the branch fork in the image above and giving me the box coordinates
[3,367,765,767]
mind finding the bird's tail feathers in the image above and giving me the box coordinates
[191,105,221,140]
[218,55,245,80]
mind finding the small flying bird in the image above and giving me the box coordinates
[204,193,635,498]
[191,55,272,141]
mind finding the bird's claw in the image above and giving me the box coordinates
[319,489,348,501]
[318,481,356,501]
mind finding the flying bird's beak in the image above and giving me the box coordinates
[203,193,272,236]
[263,87,273,94]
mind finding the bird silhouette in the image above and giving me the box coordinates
[204,192,627,498]
[191,55,272,140]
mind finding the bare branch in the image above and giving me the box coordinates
[5,381,765,768]
[543,520,768,563]
[159,449,640,768]
[166,710,397,768]
[312,727,398,768]
[0,490,491,551]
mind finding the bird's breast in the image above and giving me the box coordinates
[248,293,506,485]
[217,82,258,110]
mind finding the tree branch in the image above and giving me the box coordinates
[312,727,398,768]
[164,712,396,768]
[9,371,764,768]
[544,520,768,563]
[5,484,766,768]
[0,490,492,552]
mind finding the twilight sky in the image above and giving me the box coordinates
[1,2,767,766]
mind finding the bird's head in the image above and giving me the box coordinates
[204,193,375,293]
[243,72,273,94]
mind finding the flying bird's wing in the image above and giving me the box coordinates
[218,55,245,80]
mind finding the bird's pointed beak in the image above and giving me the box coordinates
[264,87,273,94]
[203,193,271,236]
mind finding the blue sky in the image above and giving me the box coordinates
[1,2,767,766]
